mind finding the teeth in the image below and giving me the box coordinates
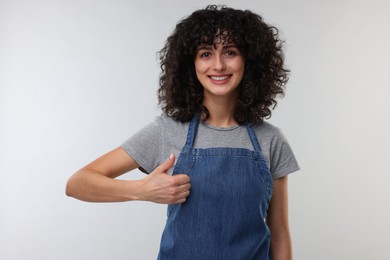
[210,75,229,81]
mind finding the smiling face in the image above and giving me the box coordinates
[194,41,245,101]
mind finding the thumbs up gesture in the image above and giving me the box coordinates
[139,154,191,204]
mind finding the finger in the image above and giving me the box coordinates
[171,198,185,204]
[178,190,190,200]
[176,183,191,194]
[174,194,190,204]
[154,154,175,174]
[173,174,190,185]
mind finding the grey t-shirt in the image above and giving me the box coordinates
[121,115,300,179]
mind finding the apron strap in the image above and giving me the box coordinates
[184,113,200,148]
[246,123,262,152]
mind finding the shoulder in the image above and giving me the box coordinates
[252,121,286,144]
[120,115,189,174]
[158,115,189,148]
[157,115,189,134]
[134,115,188,133]
[158,114,188,127]
[252,121,300,179]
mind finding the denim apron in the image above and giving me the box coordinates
[157,115,273,260]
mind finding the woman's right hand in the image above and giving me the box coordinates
[138,154,191,204]
[66,148,190,204]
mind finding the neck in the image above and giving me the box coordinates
[202,94,238,128]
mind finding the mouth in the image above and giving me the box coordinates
[208,75,232,84]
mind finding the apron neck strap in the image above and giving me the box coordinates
[184,113,200,148]
[246,123,262,152]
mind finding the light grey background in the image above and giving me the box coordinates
[1,0,389,259]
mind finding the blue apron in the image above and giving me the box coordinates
[158,115,273,259]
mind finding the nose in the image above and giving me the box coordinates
[212,55,226,72]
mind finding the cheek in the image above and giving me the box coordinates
[239,65,245,78]
[194,63,205,82]
[194,59,210,74]
[235,60,245,79]
[227,57,244,73]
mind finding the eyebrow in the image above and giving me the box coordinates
[197,44,238,51]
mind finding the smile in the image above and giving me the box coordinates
[208,75,231,81]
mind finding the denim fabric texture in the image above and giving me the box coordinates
[158,114,273,260]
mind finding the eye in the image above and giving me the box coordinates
[225,50,237,57]
[199,52,211,58]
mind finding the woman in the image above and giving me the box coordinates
[66,5,299,260]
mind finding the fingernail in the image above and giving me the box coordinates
[169,153,174,160]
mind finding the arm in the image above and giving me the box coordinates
[66,147,191,204]
[267,175,292,260]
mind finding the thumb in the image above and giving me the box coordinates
[155,153,175,174]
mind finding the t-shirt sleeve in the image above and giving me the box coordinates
[120,117,163,174]
[269,128,300,180]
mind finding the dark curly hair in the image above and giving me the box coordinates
[158,5,289,124]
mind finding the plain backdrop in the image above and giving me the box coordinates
[1,0,389,259]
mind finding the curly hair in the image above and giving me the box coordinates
[158,5,289,124]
